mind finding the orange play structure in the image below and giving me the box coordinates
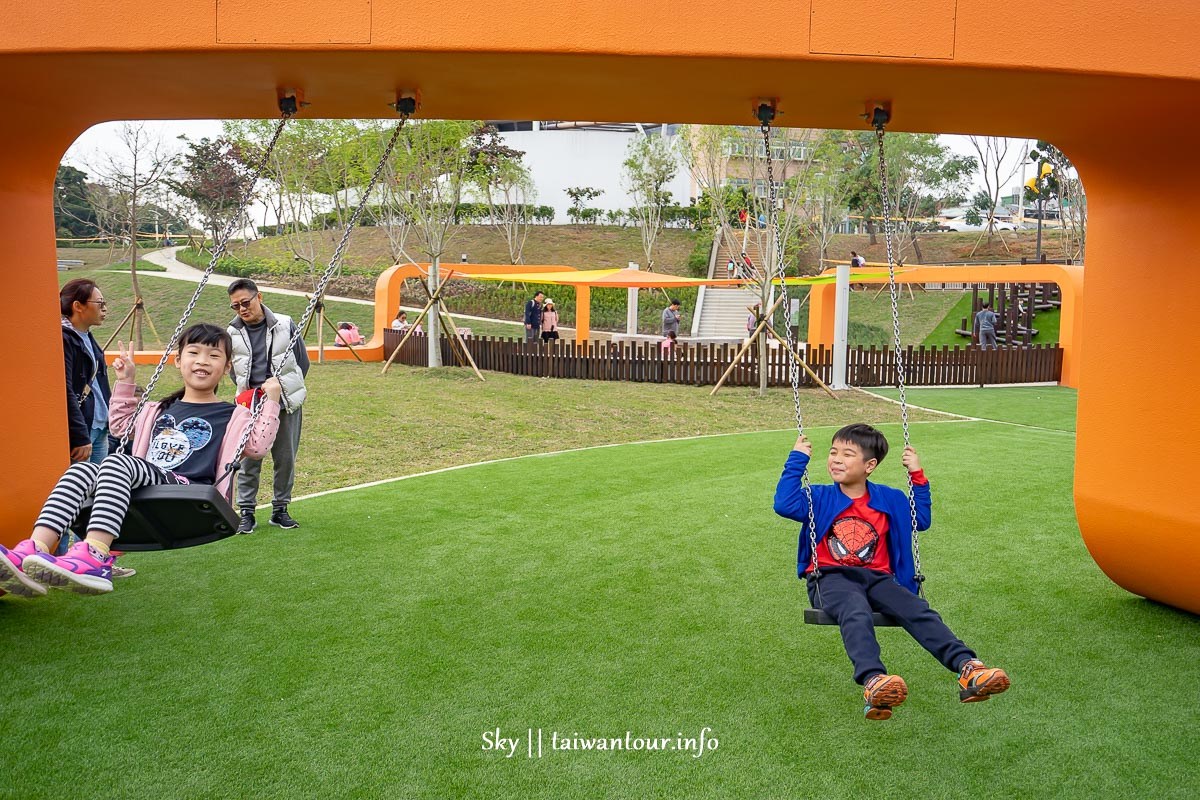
[806,262,1085,386]
[4,1,1199,614]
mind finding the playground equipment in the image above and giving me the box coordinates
[757,102,914,626]
[806,261,1084,386]
[953,283,1060,345]
[4,1,1200,614]
[72,96,415,549]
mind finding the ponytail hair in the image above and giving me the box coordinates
[60,278,98,318]
[156,323,234,409]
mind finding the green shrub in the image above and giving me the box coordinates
[686,231,715,278]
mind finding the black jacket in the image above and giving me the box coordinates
[62,325,111,448]
[524,299,543,328]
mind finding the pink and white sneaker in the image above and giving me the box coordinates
[0,540,47,597]
[22,541,114,595]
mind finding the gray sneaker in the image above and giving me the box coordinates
[112,563,136,579]
[269,508,300,529]
[237,509,257,534]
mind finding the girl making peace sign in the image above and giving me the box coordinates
[0,323,282,597]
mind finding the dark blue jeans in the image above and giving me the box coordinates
[807,567,975,684]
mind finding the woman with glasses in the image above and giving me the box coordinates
[59,279,111,465]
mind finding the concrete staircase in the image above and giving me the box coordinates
[693,229,767,340]
[695,285,762,339]
[717,235,767,279]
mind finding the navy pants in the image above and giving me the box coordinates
[807,567,975,684]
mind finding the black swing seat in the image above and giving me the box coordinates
[803,607,900,627]
[70,484,240,552]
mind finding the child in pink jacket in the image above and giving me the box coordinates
[0,323,281,598]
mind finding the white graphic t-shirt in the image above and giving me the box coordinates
[147,401,235,483]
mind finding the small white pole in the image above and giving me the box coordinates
[831,261,850,390]
[626,261,640,336]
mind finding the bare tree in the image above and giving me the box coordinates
[678,124,735,243]
[726,125,818,395]
[86,122,177,349]
[967,136,1027,256]
[1058,171,1087,262]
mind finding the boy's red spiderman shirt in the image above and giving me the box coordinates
[809,470,927,574]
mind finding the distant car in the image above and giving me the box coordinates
[936,213,1018,232]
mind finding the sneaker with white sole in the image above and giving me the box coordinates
[269,508,300,529]
[0,540,48,598]
[236,509,257,535]
[22,541,114,595]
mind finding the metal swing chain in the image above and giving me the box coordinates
[759,114,822,586]
[225,112,411,467]
[118,111,294,452]
[873,120,925,590]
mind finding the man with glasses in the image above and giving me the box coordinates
[226,279,310,533]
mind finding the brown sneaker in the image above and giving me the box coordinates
[958,659,1010,703]
[862,674,908,720]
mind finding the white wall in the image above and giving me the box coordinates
[496,129,694,225]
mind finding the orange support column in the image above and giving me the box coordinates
[0,123,83,546]
[1070,131,1200,614]
[575,285,591,343]
[806,283,837,347]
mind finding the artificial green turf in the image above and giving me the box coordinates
[2,408,1197,798]
[869,386,1078,432]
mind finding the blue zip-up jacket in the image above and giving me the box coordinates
[773,450,932,594]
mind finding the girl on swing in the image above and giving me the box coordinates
[0,323,282,598]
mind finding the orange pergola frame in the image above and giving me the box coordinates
[806,262,1085,386]
[3,0,1199,614]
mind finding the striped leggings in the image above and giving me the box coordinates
[35,454,176,540]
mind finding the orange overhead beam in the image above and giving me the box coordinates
[3,1,1200,613]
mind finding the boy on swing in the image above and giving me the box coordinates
[774,424,1010,720]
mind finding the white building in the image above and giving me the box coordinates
[490,122,694,225]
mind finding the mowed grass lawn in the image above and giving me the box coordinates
[2,388,1198,799]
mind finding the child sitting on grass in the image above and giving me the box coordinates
[774,423,1010,720]
[0,323,281,598]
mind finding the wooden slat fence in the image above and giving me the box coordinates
[383,331,1063,387]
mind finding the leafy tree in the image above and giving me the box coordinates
[565,186,604,225]
[384,119,482,366]
[468,125,535,264]
[1025,141,1085,261]
[850,132,976,262]
[54,165,98,238]
[622,133,679,269]
[793,130,858,267]
[168,137,257,247]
